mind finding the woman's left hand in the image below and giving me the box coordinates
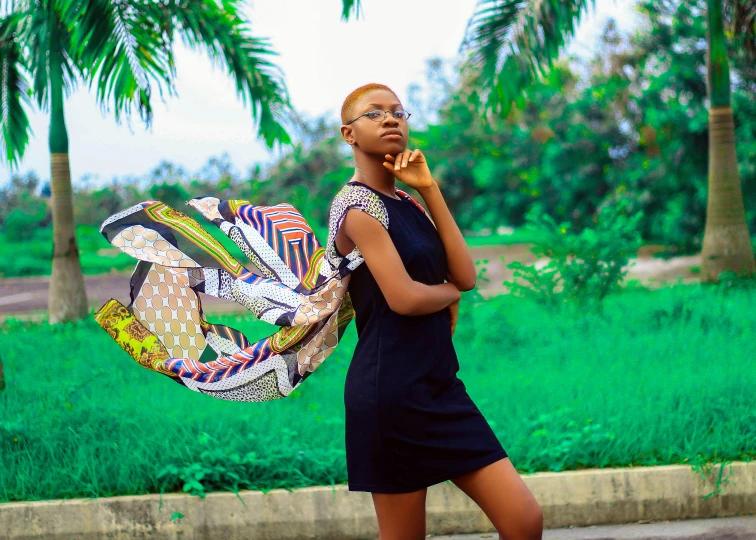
[383,149,434,191]
[448,297,459,337]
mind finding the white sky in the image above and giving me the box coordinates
[2,0,639,187]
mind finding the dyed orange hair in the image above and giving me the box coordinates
[341,83,400,125]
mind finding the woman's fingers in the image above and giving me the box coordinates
[394,152,403,171]
[408,148,420,163]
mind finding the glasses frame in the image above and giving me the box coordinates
[345,109,412,125]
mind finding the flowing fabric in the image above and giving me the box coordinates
[94,185,426,402]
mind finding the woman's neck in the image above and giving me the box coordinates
[351,150,398,198]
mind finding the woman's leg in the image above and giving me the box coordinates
[450,457,543,540]
[371,487,428,540]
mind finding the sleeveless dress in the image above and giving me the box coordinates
[330,181,508,493]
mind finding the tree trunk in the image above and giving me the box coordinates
[0,354,5,392]
[700,0,756,281]
[47,35,88,323]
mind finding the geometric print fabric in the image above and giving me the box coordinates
[94,184,429,402]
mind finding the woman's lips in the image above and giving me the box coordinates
[382,133,402,139]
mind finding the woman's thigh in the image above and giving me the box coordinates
[450,457,543,539]
[371,487,428,540]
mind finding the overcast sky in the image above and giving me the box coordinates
[2,0,639,187]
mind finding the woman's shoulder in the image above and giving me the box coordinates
[328,182,389,230]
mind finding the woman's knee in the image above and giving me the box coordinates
[497,500,543,539]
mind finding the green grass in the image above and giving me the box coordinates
[1,283,754,502]
[463,229,536,247]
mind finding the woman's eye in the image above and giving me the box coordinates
[367,111,383,119]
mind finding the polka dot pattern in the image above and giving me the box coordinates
[324,184,389,273]
[184,356,293,402]
[100,203,145,231]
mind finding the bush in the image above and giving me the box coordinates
[505,200,643,309]
[3,205,48,242]
[148,182,191,212]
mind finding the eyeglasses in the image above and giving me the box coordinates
[345,109,412,125]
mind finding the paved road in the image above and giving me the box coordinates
[432,515,756,539]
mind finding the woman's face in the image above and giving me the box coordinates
[341,89,409,155]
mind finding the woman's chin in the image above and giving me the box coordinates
[381,138,407,152]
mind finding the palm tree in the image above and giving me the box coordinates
[456,0,756,281]
[0,0,363,323]
[700,0,755,280]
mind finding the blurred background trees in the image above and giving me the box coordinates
[2,0,755,281]
[0,0,361,322]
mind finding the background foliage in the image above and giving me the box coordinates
[2,0,755,274]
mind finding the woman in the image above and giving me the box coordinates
[93,81,543,540]
[329,82,543,540]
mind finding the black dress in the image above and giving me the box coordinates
[328,180,508,494]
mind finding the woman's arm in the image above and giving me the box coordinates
[416,180,477,291]
[341,208,461,316]
[384,150,477,291]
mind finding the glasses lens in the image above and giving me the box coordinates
[366,110,385,121]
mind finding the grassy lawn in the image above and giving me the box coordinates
[1,283,754,502]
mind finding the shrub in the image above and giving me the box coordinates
[504,200,643,309]
[3,205,48,242]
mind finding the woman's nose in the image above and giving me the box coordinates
[382,112,399,125]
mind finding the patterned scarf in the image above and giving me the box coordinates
[94,183,425,402]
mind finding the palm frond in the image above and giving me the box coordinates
[340,0,362,21]
[26,2,50,107]
[459,0,595,117]
[0,1,29,16]
[168,0,293,148]
[0,12,33,166]
[17,1,82,110]
[62,0,176,125]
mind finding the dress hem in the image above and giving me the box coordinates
[347,449,509,494]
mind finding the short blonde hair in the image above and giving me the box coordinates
[341,83,399,124]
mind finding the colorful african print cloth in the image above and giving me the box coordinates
[94,183,428,402]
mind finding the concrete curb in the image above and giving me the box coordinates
[1,461,754,539]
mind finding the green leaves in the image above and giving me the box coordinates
[1,0,365,164]
[65,0,172,125]
[459,0,596,118]
[339,0,362,21]
[165,0,293,148]
[65,0,295,145]
[0,12,32,166]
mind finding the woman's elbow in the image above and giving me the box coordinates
[386,286,421,315]
[454,276,477,292]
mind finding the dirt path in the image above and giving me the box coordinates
[0,245,701,320]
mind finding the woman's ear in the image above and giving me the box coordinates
[340,125,355,146]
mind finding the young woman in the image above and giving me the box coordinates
[328,82,544,540]
[93,80,543,540]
